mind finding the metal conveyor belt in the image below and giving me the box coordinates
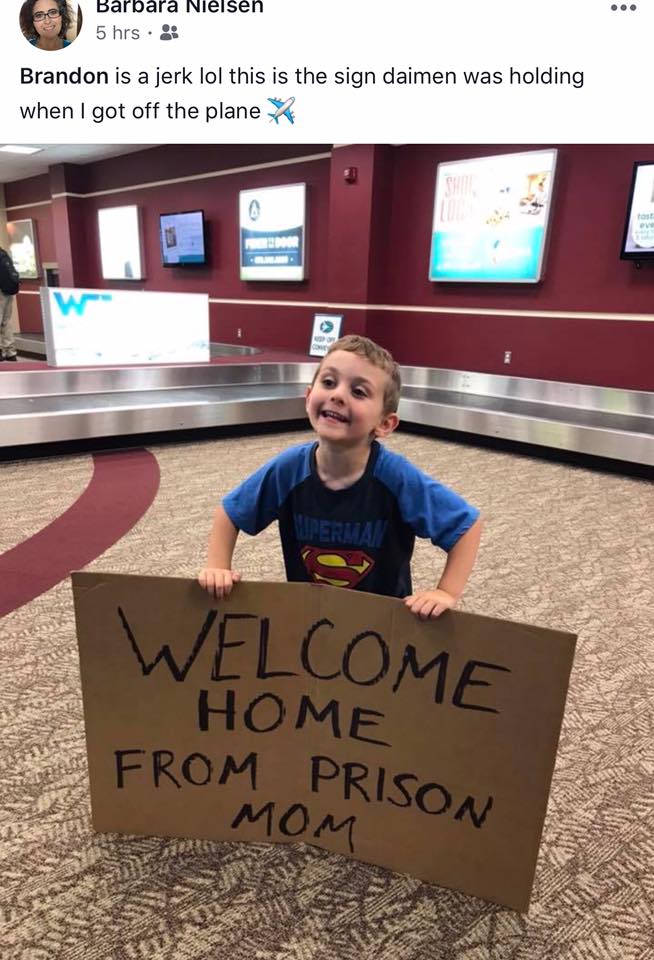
[1,361,652,466]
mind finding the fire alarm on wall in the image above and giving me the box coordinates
[343,167,358,183]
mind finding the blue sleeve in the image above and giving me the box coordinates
[222,444,312,535]
[375,447,480,551]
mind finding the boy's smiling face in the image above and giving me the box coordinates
[306,350,399,446]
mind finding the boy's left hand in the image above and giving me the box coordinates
[404,589,457,620]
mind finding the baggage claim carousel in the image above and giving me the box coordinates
[2,336,653,469]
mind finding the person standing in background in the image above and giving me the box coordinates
[0,246,20,361]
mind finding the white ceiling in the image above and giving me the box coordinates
[0,144,159,185]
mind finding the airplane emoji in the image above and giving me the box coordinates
[267,96,295,124]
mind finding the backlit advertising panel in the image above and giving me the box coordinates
[429,150,557,283]
[98,205,144,281]
[239,183,306,281]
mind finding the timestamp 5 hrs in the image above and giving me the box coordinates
[97,24,140,39]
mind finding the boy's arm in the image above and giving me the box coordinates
[198,505,241,598]
[405,517,483,620]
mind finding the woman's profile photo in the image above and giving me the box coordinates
[20,1,83,51]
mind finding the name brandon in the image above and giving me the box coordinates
[96,0,264,12]
[21,68,109,85]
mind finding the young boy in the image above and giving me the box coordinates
[199,335,482,619]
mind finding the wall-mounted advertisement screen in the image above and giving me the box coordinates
[620,162,654,260]
[429,149,557,283]
[7,218,39,279]
[98,205,144,280]
[41,287,209,366]
[160,210,207,266]
[239,183,306,281]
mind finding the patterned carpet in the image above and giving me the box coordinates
[2,429,653,959]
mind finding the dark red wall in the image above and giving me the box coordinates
[5,143,653,389]
[80,154,332,347]
[368,145,653,389]
[6,146,332,345]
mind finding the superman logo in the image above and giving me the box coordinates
[301,546,374,588]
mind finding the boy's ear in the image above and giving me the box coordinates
[374,412,400,439]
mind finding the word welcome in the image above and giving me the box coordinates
[118,608,511,714]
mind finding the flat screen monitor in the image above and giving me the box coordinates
[239,183,306,281]
[160,210,207,266]
[429,149,558,283]
[620,162,654,261]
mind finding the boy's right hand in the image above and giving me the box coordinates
[198,568,241,599]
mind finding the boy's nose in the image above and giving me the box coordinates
[329,384,346,402]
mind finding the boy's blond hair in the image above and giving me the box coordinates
[315,334,402,415]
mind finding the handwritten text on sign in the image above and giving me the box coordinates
[72,574,575,911]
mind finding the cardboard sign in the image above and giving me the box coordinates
[72,573,576,911]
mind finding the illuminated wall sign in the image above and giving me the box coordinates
[98,205,144,281]
[239,183,307,281]
[429,149,558,283]
[6,218,39,279]
[41,287,210,366]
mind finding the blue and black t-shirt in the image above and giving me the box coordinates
[223,440,480,598]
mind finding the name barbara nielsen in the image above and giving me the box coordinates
[96,0,264,11]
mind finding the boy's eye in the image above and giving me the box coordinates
[321,377,335,387]
[352,386,368,398]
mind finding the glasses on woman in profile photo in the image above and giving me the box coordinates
[33,7,62,20]
[19,0,83,51]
